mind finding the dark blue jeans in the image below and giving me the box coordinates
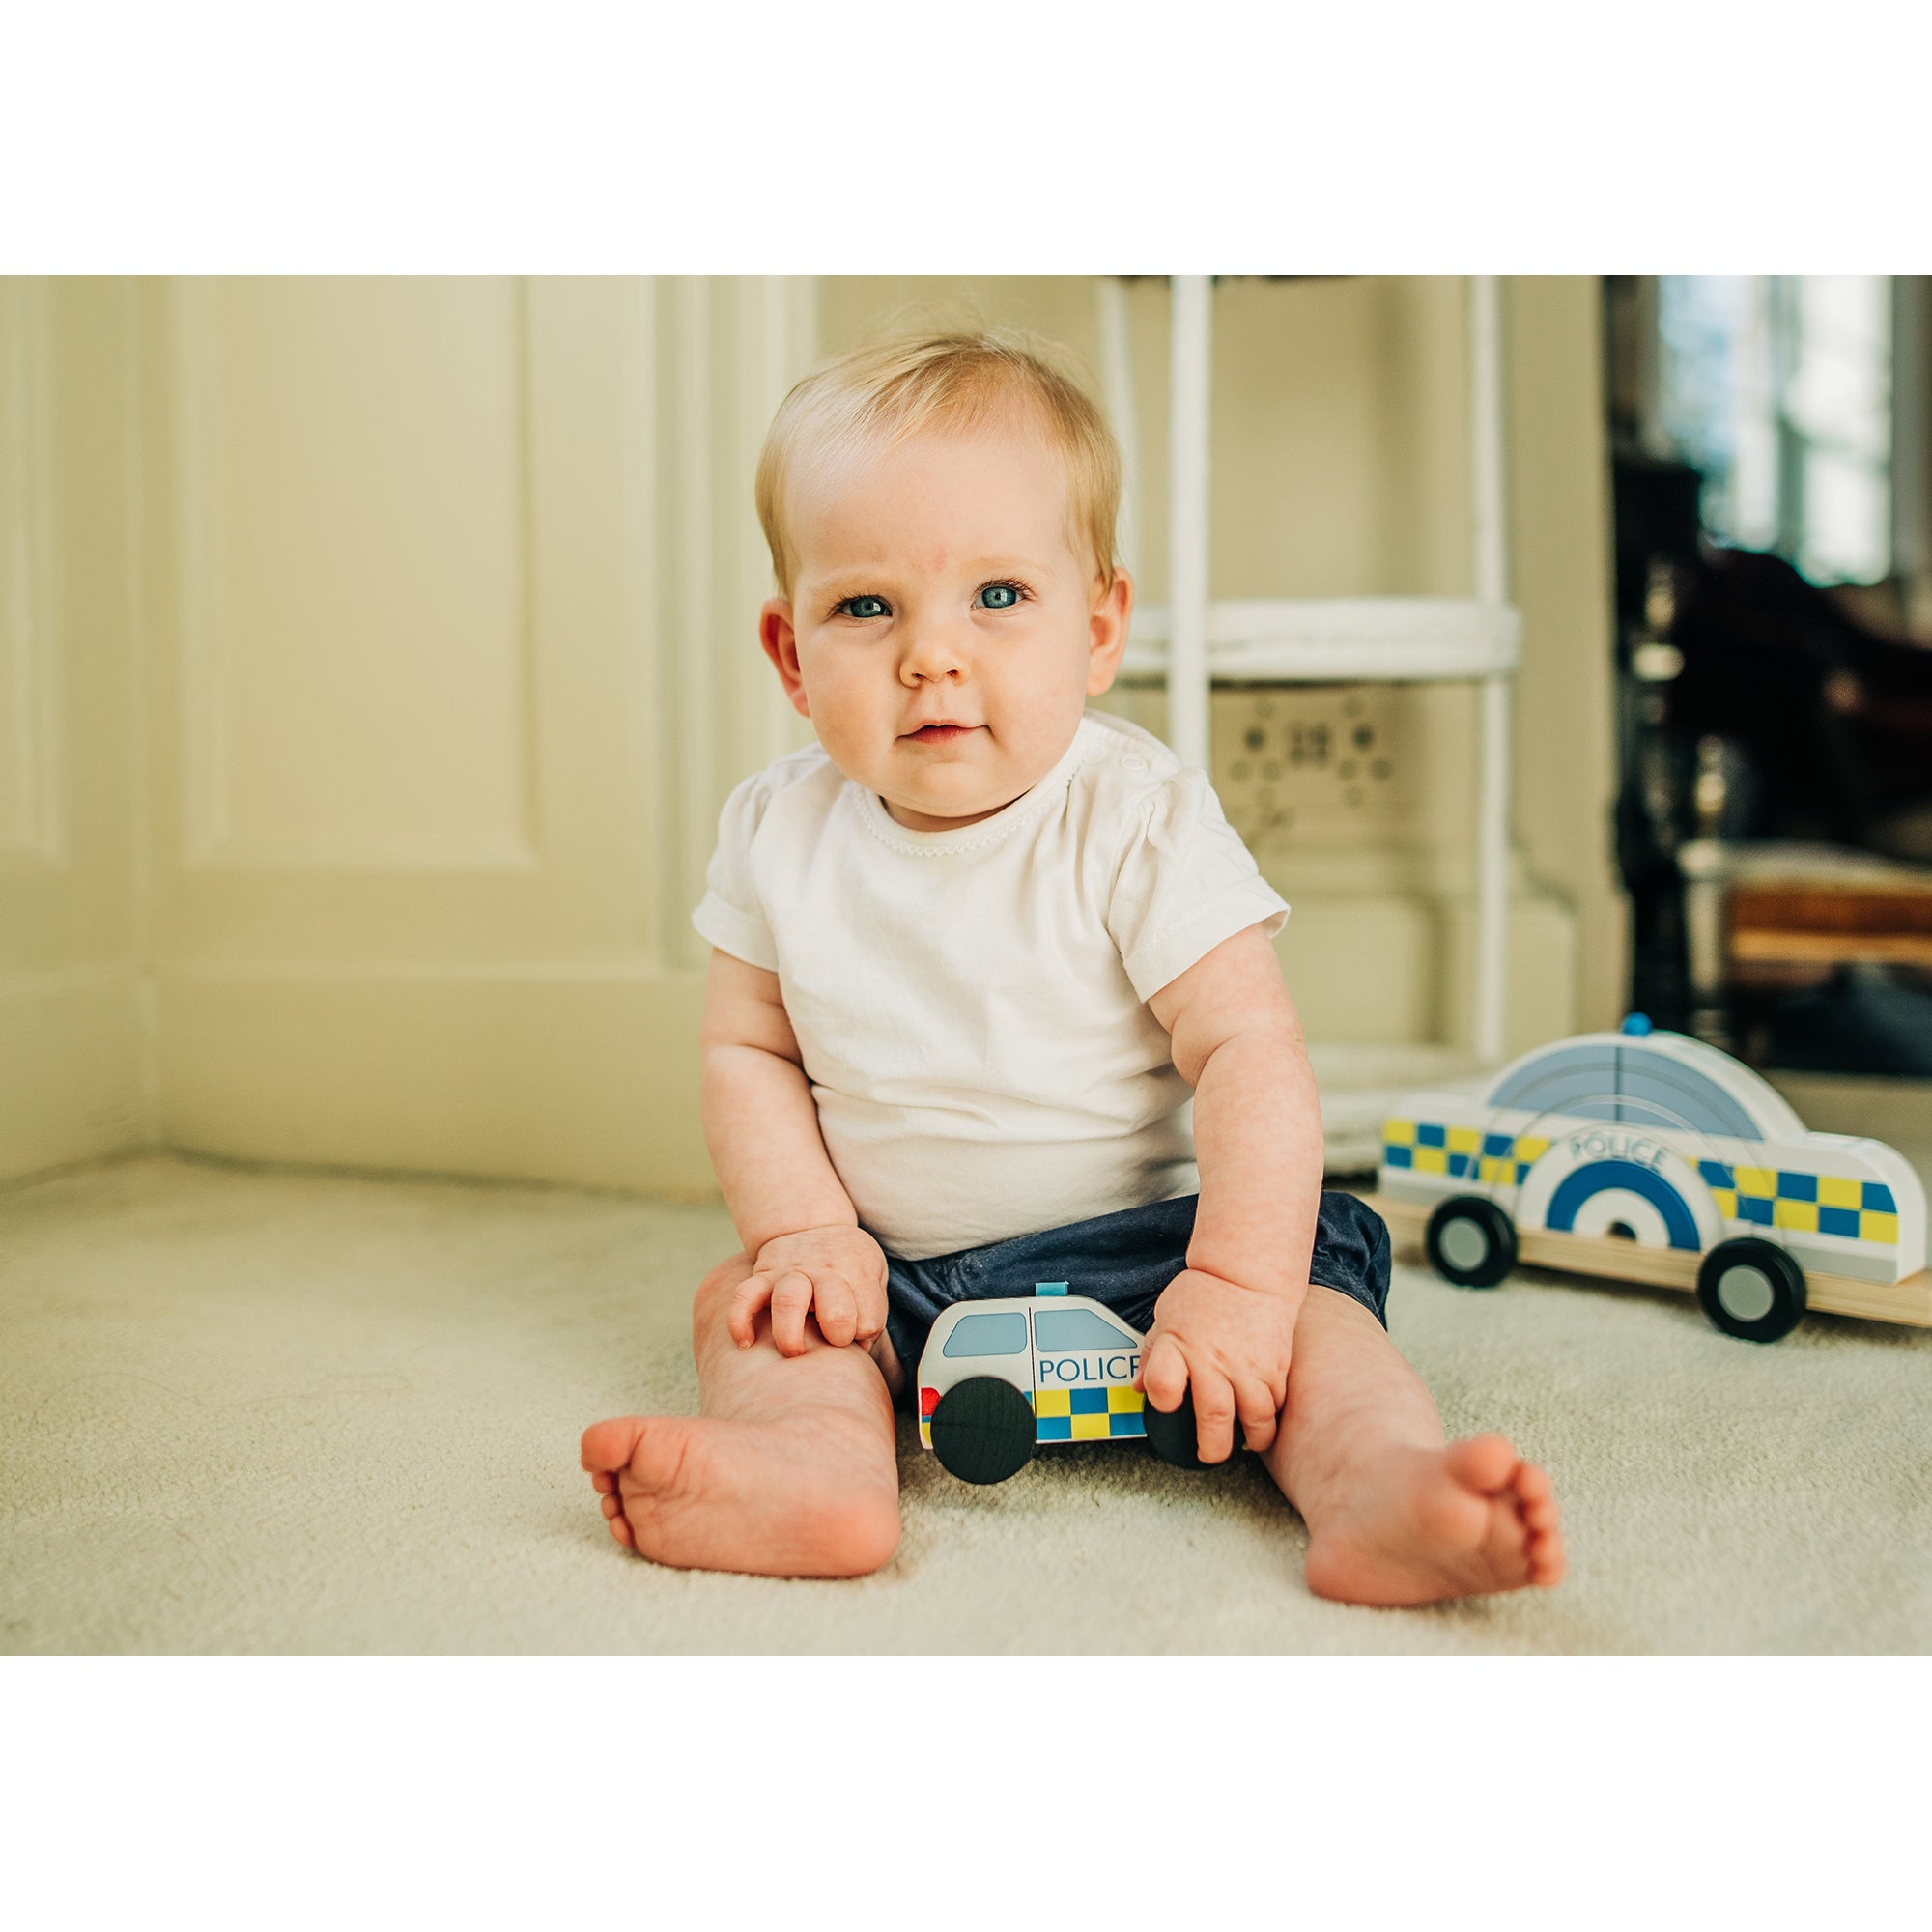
[881,1190,1390,1401]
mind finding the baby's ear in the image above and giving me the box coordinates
[1086,568,1133,696]
[759,600,811,719]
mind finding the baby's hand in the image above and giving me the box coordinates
[1135,1267,1303,1462]
[729,1225,890,1357]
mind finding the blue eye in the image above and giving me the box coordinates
[839,594,889,619]
[977,582,1022,610]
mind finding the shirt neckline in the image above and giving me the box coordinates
[850,715,1099,858]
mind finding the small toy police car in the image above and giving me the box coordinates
[1375,1015,1931,1342]
[916,1283,1228,1484]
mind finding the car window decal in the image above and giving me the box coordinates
[940,1312,1030,1359]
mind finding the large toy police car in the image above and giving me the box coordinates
[1374,1015,1930,1342]
[917,1284,1226,1484]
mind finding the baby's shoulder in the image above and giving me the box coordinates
[752,738,838,800]
[1073,709,1182,782]
[1068,710,1204,829]
[722,741,841,838]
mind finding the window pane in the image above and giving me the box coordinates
[942,1313,1029,1359]
[1788,276,1889,462]
[1800,448,1889,585]
[1655,274,1891,582]
[1032,1309,1140,1352]
[1658,275,1750,501]
[1730,408,1778,551]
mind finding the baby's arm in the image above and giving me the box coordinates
[701,949,888,1356]
[1140,923,1324,1460]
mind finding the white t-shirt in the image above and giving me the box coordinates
[692,709,1290,1260]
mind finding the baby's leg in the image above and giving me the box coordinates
[1264,1290,1565,1605]
[581,1253,902,1578]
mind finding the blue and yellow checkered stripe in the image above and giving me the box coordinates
[1035,1385,1145,1441]
[918,1383,1148,1447]
[1384,1120,1550,1187]
[1696,1161,1898,1245]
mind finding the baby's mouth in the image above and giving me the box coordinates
[903,724,981,744]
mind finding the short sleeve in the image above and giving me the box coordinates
[1105,768,1290,1002]
[691,772,780,972]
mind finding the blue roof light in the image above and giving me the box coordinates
[1621,1012,1654,1037]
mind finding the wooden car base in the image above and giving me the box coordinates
[1367,1192,1932,1329]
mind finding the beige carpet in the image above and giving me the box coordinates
[3,1133,1929,1654]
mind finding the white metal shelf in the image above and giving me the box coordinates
[1119,596,1521,684]
[1100,274,1518,1067]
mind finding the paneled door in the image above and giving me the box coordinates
[142,277,815,1192]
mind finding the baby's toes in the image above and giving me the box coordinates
[1480,1507,1535,1583]
[1526,1522,1566,1586]
[1513,1461,1554,1507]
[1514,1465,1564,1580]
[1521,1475,1566,1585]
[601,1493,636,1549]
[1443,1433,1520,1496]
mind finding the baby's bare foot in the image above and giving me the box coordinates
[1302,1435,1564,1607]
[580,1408,901,1578]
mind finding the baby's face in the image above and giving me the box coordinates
[761,420,1131,831]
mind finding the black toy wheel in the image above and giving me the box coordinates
[1695,1237,1807,1343]
[1425,1194,1518,1288]
[929,1377,1037,1485]
[1144,1389,1244,1471]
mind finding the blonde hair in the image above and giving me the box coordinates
[754,328,1122,601]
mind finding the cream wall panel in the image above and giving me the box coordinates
[0,972,143,1177]
[170,278,535,868]
[145,277,819,1192]
[660,277,719,967]
[1436,895,1581,1061]
[0,280,145,1180]
[1276,896,1445,1046]
[1276,895,1576,1058]
[157,966,712,1196]
[147,280,639,968]
[0,279,61,867]
[1208,277,1399,598]
[653,277,817,969]
[1506,276,1627,1034]
[727,277,820,779]
[149,278,818,977]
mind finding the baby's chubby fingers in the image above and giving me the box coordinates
[769,1268,816,1357]
[812,1271,860,1348]
[726,1270,776,1350]
[852,1284,889,1347]
[1136,1332,1190,1414]
[1235,1379,1282,1458]
[1189,1369,1240,1464]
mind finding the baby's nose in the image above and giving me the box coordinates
[900,627,968,681]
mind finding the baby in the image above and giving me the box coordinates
[582,329,1564,1605]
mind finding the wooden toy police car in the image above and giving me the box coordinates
[1373,1015,1930,1342]
[916,1284,1228,1484]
